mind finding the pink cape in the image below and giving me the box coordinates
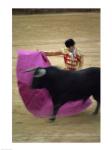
[16,50,92,118]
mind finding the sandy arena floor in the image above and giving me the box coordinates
[12,12,100,142]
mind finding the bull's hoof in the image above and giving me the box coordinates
[92,111,99,115]
[49,117,56,122]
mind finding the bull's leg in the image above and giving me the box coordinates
[93,101,100,115]
[93,94,100,115]
[49,104,60,122]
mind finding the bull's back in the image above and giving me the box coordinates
[76,67,100,93]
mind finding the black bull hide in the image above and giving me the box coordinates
[31,66,100,121]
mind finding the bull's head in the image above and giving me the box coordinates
[25,67,47,89]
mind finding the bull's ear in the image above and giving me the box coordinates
[34,68,46,78]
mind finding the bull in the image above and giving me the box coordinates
[26,66,100,121]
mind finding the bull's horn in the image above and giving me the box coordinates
[34,69,46,77]
[23,67,38,72]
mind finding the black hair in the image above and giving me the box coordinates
[65,39,76,48]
